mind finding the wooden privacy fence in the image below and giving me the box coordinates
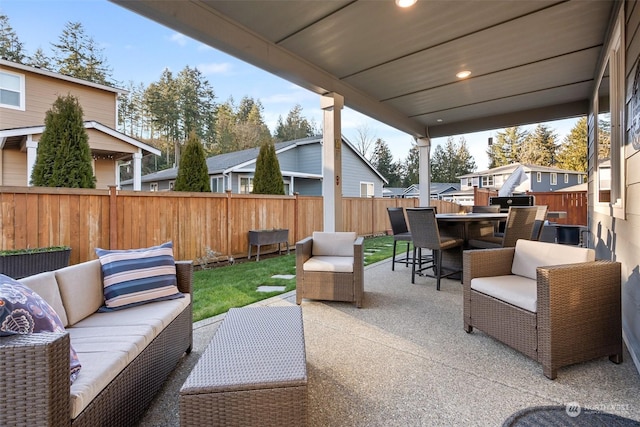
[0,186,585,266]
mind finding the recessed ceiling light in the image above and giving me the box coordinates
[456,70,472,79]
[437,119,443,123]
[395,0,417,8]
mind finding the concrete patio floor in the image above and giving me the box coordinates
[137,258,640,426]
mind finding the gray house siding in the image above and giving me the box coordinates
[529,172,582,192]
[295,144,321,175]
[276,147,298,172]
[341,148,384,197]
[292,178,321,195]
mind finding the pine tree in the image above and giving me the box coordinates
[51,21,113,85]
[373,138,402,186]
[252,142,285,195]
[520,124,558,166]
[31,94,96,188]
[487,126,528,167]
[27,47,52,70]
[274,104,316,142]
[431,137,476,182]
[403,143,420,187]
[0,14,26,63]
[174,132,211,192]
[556,117,588,172]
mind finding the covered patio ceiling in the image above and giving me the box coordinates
[111,0,615,140]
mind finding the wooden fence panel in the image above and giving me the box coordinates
[2,186,582,265]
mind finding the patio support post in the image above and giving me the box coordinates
[321,92,344,232]
[417,137,431,207]
[26,135,37,187]
[132,151,142,191]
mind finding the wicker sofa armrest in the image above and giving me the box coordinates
[175,260,194,294]
[0,332,71,427]
[536,260,622,378]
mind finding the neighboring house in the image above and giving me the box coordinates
[123,135,388,197]
[457,163,586,193]
[400,183,469,203]
[0,59,159,190]
[382,187,405,198]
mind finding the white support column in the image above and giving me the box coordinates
[417,137,431,207]
[26,136,38,187]
[115,161,122,189]
[133,152,142,191]
[321,92,344,232]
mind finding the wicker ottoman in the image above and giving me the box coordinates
[179,306,307,426]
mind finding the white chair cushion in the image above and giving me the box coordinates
[471,275,537,313]
[312,232,356,257]
[511,239,595,280]
[303,256,354,273]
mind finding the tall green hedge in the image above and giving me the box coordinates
[31,94,96,188]
[252,142,284,195]
[174,132,211,192]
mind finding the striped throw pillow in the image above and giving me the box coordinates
[95,242,183,310]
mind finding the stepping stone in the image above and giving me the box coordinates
[271,274,295,280]
[256,285,286,292]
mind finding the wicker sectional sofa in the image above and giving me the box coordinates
[0,258,193,426]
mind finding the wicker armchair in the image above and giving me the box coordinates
[296,232,364,308]
[463,240,622,379]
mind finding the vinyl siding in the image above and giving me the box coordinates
[94,158,115,189]
[2,148,28,186]
[0,65,118,129]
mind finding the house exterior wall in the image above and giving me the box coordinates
[0,64,118,129]
[1,148,28,186]
[341,147,384,197]
[94,159,115,189]
[590,1,640,374]
[292,177,321,195]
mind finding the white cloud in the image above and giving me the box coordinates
[197,62,233,75]
[168,32,188,46]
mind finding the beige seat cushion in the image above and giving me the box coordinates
[312,232,356,256]
[471,275,537,312]
[511,239,595,280]
[19,271,69,327]
[304,256,354,273]
[55,260,104,326]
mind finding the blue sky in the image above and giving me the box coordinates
[2,0,579,170]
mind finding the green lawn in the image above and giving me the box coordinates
[192,235,407,322]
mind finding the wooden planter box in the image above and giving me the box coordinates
[248,229,289,261]
[0,248,71,279]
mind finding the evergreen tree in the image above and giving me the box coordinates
[252,142,285,195]
[0,14,26,63]
[27,47,52,70]
[520,124,558,166]
[174,132,211,192]
[431,137,476,182]
[487,126,528,167]
[373,138,402,187]
[31,94,95,188]
[556,117,588,172]
[403,143,420,187]
[51,21,113,85]
[274,104,316,142]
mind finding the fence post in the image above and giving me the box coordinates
[294,192,299,244]
[108,185,118,249]
[226,189,232,257]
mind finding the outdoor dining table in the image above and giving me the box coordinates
[436,212,508,247]
[433,212,509,279]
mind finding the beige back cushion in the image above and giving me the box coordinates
[312,232,356,257]
[19,271,69,327]
[511,239,595,280]
[56,260,104,326]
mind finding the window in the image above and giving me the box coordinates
[360,182,374,198]
[550,173,557,186]
[536,172,542,182]
[596,8,624,217]
[150,183,158,191]
[481,175,493,187]
[211,176,224,193]
[0,70,25,110]
[564,174,569,184]
[578,175,583,184]
[239,176,253,194]
[169,181,175,190]
[283,181,291,195]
